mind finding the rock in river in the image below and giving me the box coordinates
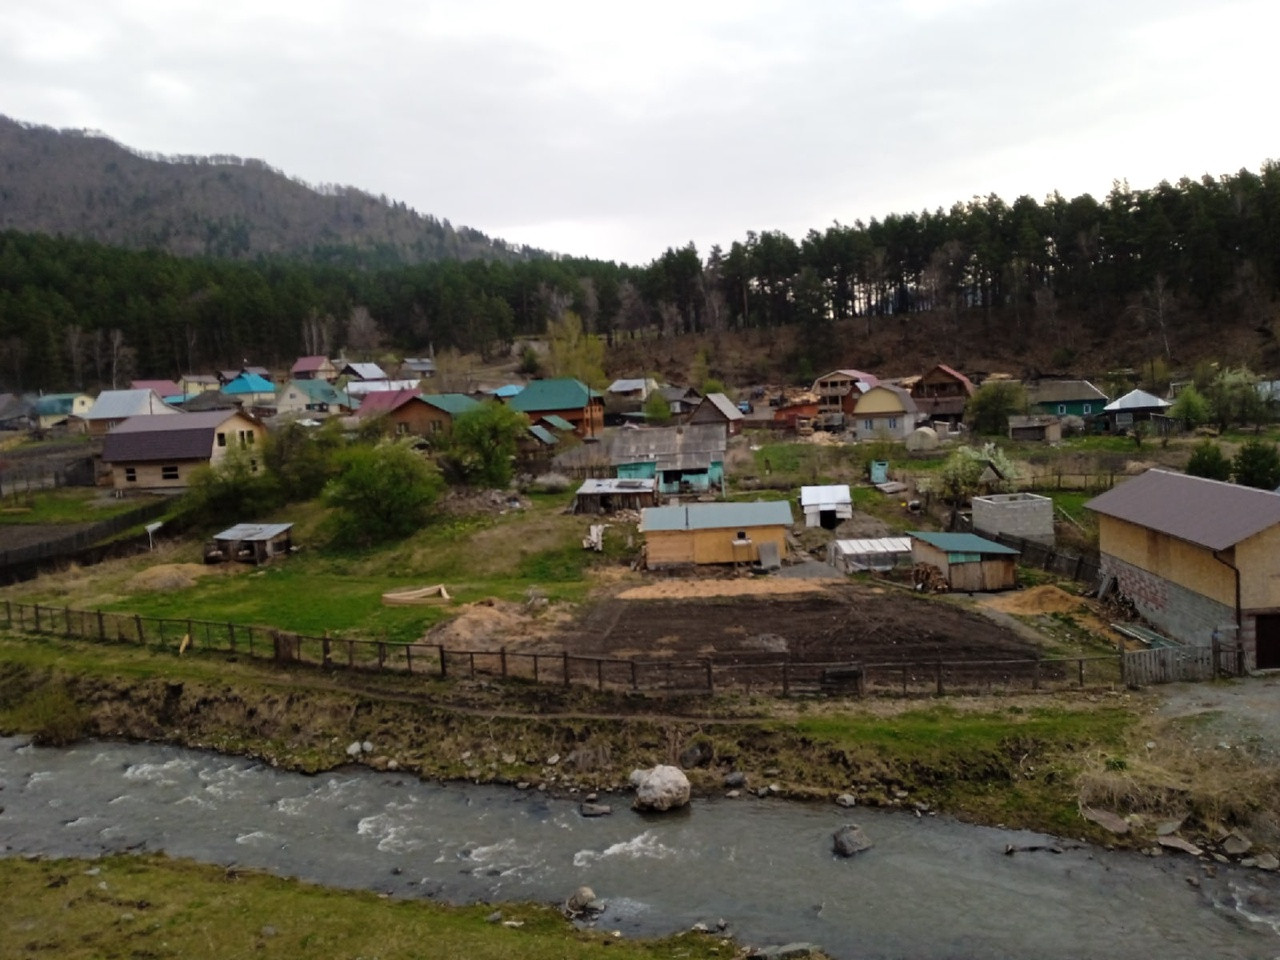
[832,824,873,858]
[630,765,691,812]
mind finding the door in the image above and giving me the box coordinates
[1255,615,1280,670]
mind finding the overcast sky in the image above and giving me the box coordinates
[2,0,1276,264]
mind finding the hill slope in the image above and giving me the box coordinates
[0,116,539,265]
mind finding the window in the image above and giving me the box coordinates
[124,467,137,483]
[1057,404,1067,415]
[161,465,179,481]
[888,417,898,429]
[1082,403,1092,414]
[216,432,227,447]
[736,531,747,540]
[430,420,442,432]
[250,459,259,472]
[863,419,874,431]
[245,430,255,445]
[396,421,409,434]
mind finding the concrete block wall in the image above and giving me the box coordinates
[972,493,1055,546]
[1102,554,1235,650]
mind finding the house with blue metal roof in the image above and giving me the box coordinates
[221,373,277,406]
[640,500,793,566]
[909,530,1018,592]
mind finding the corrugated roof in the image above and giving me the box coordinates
[909,531,1019,555]
[528,424,558,445]
[214,523,293,541]
[222,373,275,395]
[1027,380,1108,405]
[608,378,654,394]
[346,379,422,397]
[290,356,331,374]
[856,384,919,415]
[576,478,657,495]
[86,389,179,421]
[33,393,87,416]
[493,383,525,398]
[640,500,793,532]
[131,379,182,397]
[1085,468,1280,550]
[541,414,575,431]
[610,424,726,470]
[508,378,595,412]
[422,393,482,416]
[341,362,387,381]
[102,411,248,463]
[1103,389,1170,412]
[800,484,853,508]
[354,389,423,417]
[830,537,913,556]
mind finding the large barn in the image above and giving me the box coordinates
[640,501,793,567]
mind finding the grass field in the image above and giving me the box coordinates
[0,489,156,525]
[0,854,736,960]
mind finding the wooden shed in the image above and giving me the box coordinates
[572,478,659,515]
[207,523,294,565]
[640,501,793,567]
[909,531,1018,592]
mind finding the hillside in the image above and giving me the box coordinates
[0,116,539,266]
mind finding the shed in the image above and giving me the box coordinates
[800,484,854,529]
[572,478,659,515]
[909,531,1018,592]
[1008,414,1062,443]
[208,523,294,565]
[827,537,913,573]
[972,492,1055,545]
[640,500,793,567]
[689,392,744,436]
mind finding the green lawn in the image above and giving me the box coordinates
[0,489,156,525]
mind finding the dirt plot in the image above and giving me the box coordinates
[556,582,1045,666]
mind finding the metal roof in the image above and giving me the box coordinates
[341,362,387,381]
[102,411,250,462]
[280,379,350,405]
[640,500,793,532]
[508,377,596,413]
[422,393,482,416]
[1103,389,1170,412]
[576,478,657,495]
[528,424,558,445]
[214,523,293,541]
[221,373,275,395]
[541,414,575,431]
[909,531,1019,555]
[492,383,525,398]
[346,379,421,396]
[695,392,744,422]
[608,378,654,394]
[800,484,853,508]
[354,389,424,418]
[1027,380,1108,405]
[1086,468,1280,551]
[290,355,331,373]
[856,383,920,415]
[131,379,182,397]
[830,537,913,556]
[86,389,179,421]
[610,424,726,470]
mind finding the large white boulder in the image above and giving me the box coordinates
[629,764,691,812]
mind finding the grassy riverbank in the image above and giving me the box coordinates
[0,854,741,960]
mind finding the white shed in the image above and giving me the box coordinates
[800,484,854,529]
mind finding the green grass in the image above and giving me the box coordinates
[0,489,155,525]
[750,441,864,483]
[0,854,737,960]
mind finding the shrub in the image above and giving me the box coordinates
[324,441,444,546]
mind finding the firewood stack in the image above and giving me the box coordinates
[912,563,949,593]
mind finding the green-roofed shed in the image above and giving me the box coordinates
[909,530,1019,592]
[506,378,604,438]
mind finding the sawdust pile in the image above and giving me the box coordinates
[618,578,832,600]
[982,584,1086,615]
[424,598,571,652]
[126,563,227,593]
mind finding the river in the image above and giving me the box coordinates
[2,736,1279,959]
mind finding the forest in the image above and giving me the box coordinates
[2,162,1279,390]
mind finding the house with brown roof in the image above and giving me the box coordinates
[290,356,338,381]
[101,410,266,491]
[812,369,879,429]
[909,364,974,424]
[1086,468,1280,670]
[1026,380,1108,418]
[355,390,482,437]
[852,385,919,441]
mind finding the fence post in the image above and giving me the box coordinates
[1211,637,1221,680]
[1073,556,1084,581]
[902,663,908,696]
[704,659,713,694]
[1032,659,1040,691]
[533,654,540,683]
[378,642,386,671]
[500,647,507,678]
[935,659,944,696]
[97,609,105,641]
[1118,646,1126,686]
[437,645,446,678]
[1078,658,1085,687]
[469,652,476,678]
[597,658,604,691]
[630,659,637,690]
[63,607,71,637]
[33,604,41,632]
[323,636,332,668]
[563,651,571,687]
[782,660,790,697]
[404,644,412,674]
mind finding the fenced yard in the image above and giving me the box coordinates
[4,598,1235,697]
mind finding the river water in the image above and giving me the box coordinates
[3,736,1279,959]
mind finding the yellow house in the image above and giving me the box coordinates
[852,385,918,441]
[640,500,792,566]
[102,410,266,491]
[1087,469,1280,670]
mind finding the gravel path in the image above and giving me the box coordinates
[1157,674,1280,761]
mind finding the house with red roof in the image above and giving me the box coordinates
[290,356,337,381]
[910,364,975,424]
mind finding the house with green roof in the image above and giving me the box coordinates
[909,530,1018,592]
[506,378,603,438]
[275,379,356,418]
[33,392,93,430]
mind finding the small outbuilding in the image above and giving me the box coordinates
[909,531,1019,592]
[800,484,854,529]
[640,500,793,567]
[972,492,1055,546]
[207,523,294,565]
[1008,414,1062,444]
[572,478,659,515]
[827,537,913,573]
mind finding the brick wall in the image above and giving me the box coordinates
[1102,554,1235,650]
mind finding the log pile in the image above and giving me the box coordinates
[912,563,949,593]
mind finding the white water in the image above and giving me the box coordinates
[2,736,1279,959]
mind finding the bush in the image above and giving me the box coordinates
[3,686,89,746]
[178,448,282,529]
[1186,440,1231,481]
[324,441,444,546]
[1233,439,1280,490]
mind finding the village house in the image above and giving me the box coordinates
[640,500,793,567]
[338,361,388,382]
[1026,380,1108,418]
[1086,469,1280,670]
[773,398,820,433]
[852,384,919,441]
[909,364,975,424]
[909,531,1019,591]
[420,393,483,433]
[220,372,277,408]
[1102,389,1172,433]
[101,410,266,491]
[658,385,702,418]
[290,356,338,381]
[131,379,183,400]
[813,369,879,429]
[179,374,220,397]
[611,423,727,495]
[398,357,437,380]
[345,378,423,398]
[689,392,744,436]
[506,377,604,439]
[604,377,661,425]
[275,379,355,418]
[33,393,92,430]
[83,389,179,436]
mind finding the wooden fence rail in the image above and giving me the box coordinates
[0,600,1238,697]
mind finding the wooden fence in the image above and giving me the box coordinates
[984,531,1102,585]
[1,599,1139,698]
[1121,641,1243,686]
[0,500,169,573]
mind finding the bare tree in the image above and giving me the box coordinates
[1125,273,1175,359]
[302,310,336,356]
[344,306,382,359]
[64,324,88,388]
[108,329,135,389]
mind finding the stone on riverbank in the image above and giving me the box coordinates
[580,802,613,817]
[629,765,691,812]
[832,824,873,857]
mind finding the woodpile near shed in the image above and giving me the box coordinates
[912,563,949,593]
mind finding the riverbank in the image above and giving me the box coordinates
[0,852,746,960]
[1,630,1277,856]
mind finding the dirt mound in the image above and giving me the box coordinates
[833,511,891,539]
[982,585,1086,616]
[424,597,571,652]
[126,563,227,593]
[617,579,833,600]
